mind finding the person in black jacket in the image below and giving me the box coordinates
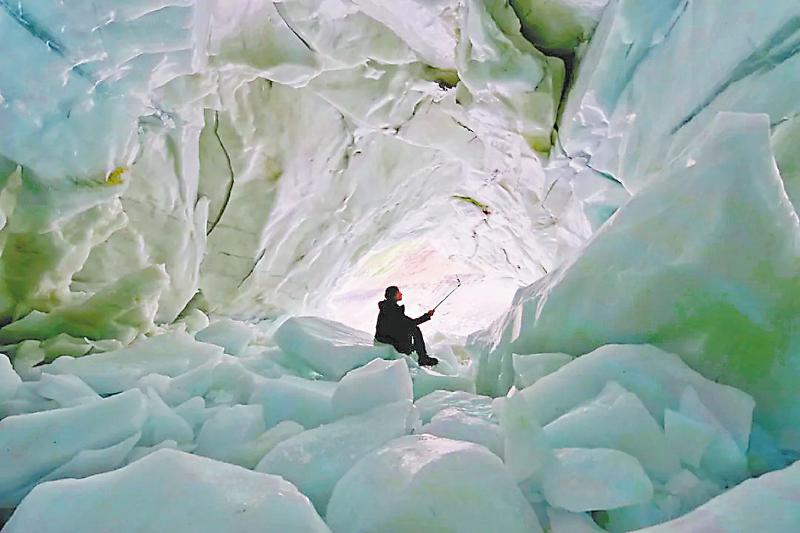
[375,286,439,366]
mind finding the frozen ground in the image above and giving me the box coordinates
[1,0,799,531]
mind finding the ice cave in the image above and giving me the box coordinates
[0,0,799,531]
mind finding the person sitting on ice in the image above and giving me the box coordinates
[375,286,439,366]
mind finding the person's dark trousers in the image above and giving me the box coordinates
[410,325,427,357]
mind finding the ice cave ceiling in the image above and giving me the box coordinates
[1,0,800,531]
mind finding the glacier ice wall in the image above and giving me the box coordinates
[471,0,800,452]
[1,0,800,529]
[0,0,586,336]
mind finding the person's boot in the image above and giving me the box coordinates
[418,354,439,367]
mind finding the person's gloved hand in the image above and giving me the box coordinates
[427,309,435,317]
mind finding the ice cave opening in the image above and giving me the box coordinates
[1,0,800,532]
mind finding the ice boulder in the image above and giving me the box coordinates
[249,375,337,429]
[2,449,331,533]
[421,407,504,457]
[326,434,542,533]
[543,448,654,512]
[332,359,412,418]
[44,332,223,394]
[195,318,253,355]
[0,389,146,507]
[274,317,396,380]
[0,354,21,403]
[256,401,418,512]
[636,461,800,532]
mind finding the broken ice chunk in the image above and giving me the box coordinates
[513,352,574,389]
[3,449,332,533]
[500,392,554,483]
[664,409,715,469]
[326,434,543,533]
[44,331,223,394]
[544,381,680,481]
[636,461,800,533]
[256,401,417,512]
[331,358,412,418]
[0,389,146,507]
[542,448,654,512]
[249,375,337,429]
[421,407,504,457]
[0,353,21,402]
[274,317,396,380]
[35,373,100,408]
[195,318,254,356]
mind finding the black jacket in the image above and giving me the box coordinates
[374,299,430,343]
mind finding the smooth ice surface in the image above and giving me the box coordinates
[636,461,800,533]
[0,389,146,507]
[326,434,542,533]
[274,317,397,380]
[256,401,418,512]
[331,359,412,418]
[543,448,654,512]
[2,449,331,533]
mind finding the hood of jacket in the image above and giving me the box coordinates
[378,299,403,312]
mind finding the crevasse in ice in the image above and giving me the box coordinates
[1,0,799,532]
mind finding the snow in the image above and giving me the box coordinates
[2,449,331,533]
